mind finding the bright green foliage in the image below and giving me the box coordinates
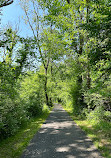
[0,28,43,139]
[0,0,111,151]
[0,95,27,137]
[0,110,50,158]
[0,28,27,138]
[20,72,45,117]
[87,106,105,124]
[38,0,111,118]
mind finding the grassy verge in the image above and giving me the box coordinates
[0,110,50,158]
[64,107,111,158]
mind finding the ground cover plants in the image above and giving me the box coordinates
[0,105,50,158]
[64,106,111,158]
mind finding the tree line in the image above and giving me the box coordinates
[0,0,111,139]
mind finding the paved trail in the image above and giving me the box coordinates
[21,104,103,158]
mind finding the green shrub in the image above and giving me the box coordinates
[103,111,111,122]
[42,104,50,113]
[87,106,105,125]
[70,80,84,115]
[19,72,45,117]
[0,95,28,139]
[27,92,43,117]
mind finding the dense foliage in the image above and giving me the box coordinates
[0,0,111,140]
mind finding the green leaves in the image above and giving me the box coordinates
[0,0,111,140]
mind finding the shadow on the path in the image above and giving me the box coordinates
[21,105,103,158]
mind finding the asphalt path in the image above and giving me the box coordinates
[21,104,103,158]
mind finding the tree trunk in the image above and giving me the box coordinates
[86,0,91,89]
[77,11,84,107]
[87,63,91,89]
[44,67,49,106]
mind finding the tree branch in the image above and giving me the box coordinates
[32,0,39,39]
[38,43,46,68]
[0,0,13,8]
[24,7,36,37]
[66,0,70,4]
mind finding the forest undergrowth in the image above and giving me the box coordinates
[0,105,51,158]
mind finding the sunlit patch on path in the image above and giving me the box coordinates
[21,104,103,158]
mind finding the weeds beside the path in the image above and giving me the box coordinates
[0,111,50,158]
[64,107,111,158]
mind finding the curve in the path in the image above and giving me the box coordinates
[21,104,103,158]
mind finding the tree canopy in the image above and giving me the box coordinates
[0,0,111,144]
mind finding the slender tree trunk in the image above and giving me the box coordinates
[77,11,84,106]
[86,0,91,89]
[44,67,49,106]
[79,34,84,55]
[87,70,91,89]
